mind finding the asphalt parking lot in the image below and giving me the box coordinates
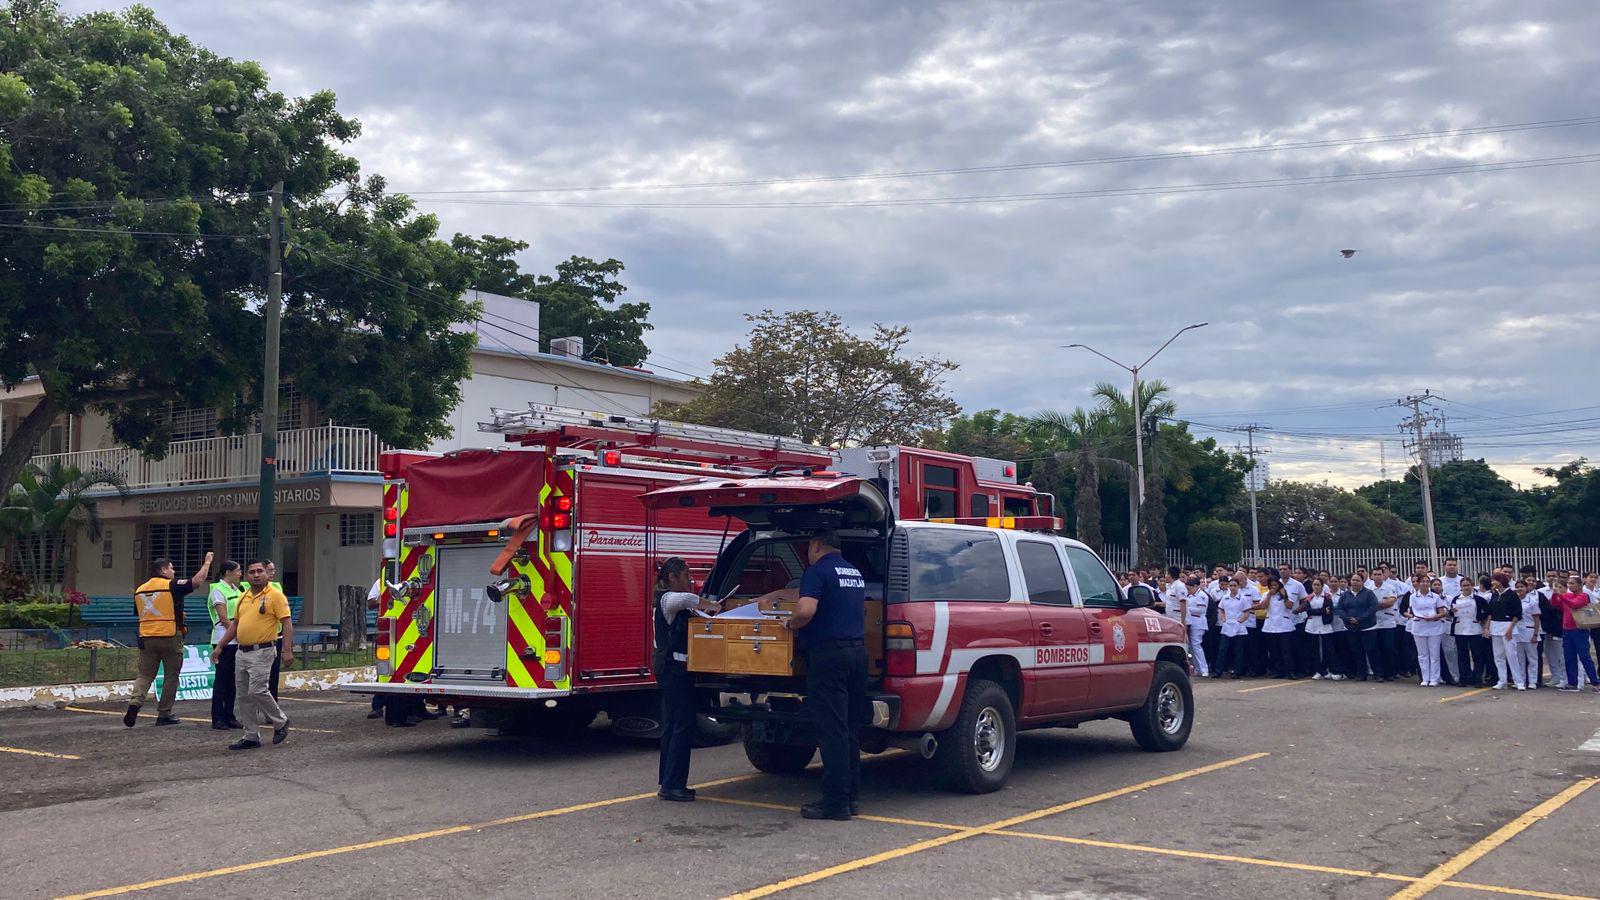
[2,678,1598,900]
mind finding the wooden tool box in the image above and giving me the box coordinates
[687,599,884,677]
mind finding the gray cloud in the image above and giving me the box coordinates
[64,0,1600,485]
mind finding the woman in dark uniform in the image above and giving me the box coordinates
[653,558,718,802]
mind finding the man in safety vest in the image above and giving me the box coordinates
[210,560,294,749]
[124,552,214,727]
[208,561,245,730]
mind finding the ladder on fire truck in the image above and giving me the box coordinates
[480,403,837,471]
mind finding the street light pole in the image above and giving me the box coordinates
[1065,322,1207,566]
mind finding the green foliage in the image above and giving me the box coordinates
[1186,519,1244,567]
[452,235,653,366]
[936,409,1034,461]
[0,1,476,497]
[1225,480,1425,549]
[0,601,69,628]
[0,461,128,590]
[666,310,960,446]
[0,564,29,603]
[1357,460,1527,545]
[1519,459,1599,546]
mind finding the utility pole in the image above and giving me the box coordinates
[1238,424,1268,565]
[258,181,284,561]
[1396,390,1443,573]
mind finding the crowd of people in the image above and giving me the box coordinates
[1118,559,1600,693]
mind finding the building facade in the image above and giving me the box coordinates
[0,291,698,624]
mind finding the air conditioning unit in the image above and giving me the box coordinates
[549,336,584,358]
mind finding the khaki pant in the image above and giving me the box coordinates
[130,635,184,715]
[235,646,287,740]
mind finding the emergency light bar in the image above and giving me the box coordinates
[925,516,1065,532]
[479,403,837,470]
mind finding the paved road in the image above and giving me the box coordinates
[2,678,1598,900]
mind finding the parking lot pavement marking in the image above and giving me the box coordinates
[53,771,764,900]
[721,751,1269,900]
[0,745,81,760]
[61,706,337,734]
[1387,776,1600,900]
[697,795,966,831]
[1438,687,1496,704]
[990,830,1594,900]
[1237,680,1306,693]
[1577,726,1600,754]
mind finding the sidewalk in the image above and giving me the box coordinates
[0,665,375,710]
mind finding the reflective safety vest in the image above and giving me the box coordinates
[208,581,243,627]
[134,577,179,638]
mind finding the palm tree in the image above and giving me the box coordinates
[0,461,129,593]
[1030,407,1111,550]
[1090,379,1192,566]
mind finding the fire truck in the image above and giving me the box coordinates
[349,405,1053,738]
[641,474,1192,793]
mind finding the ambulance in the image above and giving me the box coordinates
[641,474,1193,793]
[348,405,1054,740]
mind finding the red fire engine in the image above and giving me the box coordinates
[641,474,1192,793]
[349,405,1053,738]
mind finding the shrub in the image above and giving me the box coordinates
[1186,519,1244,568]
[0,602,71,628]
[0,565,28,603]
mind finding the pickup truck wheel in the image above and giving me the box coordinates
[743,735,816,774]
[1129,661,1193,752]
[936,678,1015,794]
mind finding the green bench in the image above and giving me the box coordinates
[81,595,306,627]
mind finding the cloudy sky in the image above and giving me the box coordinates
[68,0,1600,487]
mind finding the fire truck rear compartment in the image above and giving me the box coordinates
[430,543,511,683]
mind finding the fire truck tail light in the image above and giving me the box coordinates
[602,449,621,466]
[383,522,398,538]
[552,529,574,552]
[555,496,572,512]
[383,507,398,521]
[542,649,562,666]
[375,646,391,661]
[550,512,571,530]
[375,617,393,676]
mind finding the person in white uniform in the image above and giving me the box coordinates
[1451,576,1491,687]
[1408,580,1449,686]
[1516,577,1543,690]
[1305,576,1345,680]
[1488,574,1524,689]
[1161,566,1188,623]
[1215,578,1252,679]
[1181,577,1210,677]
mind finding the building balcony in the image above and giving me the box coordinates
[32,424,387,491]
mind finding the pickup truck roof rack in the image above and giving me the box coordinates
[481,403,837,470]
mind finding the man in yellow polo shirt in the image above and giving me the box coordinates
[211,560,294,749]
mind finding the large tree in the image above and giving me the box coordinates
[666,310,959,446]
[1356,459,1527,546]
[452,234,652,366]
[1091,380,1189,565]
[1519,459,1599,546]
[1225,480,1425,549]
[1031,407,1110,549]
[0,1,477,498]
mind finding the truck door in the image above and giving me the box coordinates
[1061,544,1148,710]
[431,543,511,682]
[1015,538,1090,716]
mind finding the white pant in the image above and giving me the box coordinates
[1188,624,1209,676]
[1543,637,1565,686]
[1415,633,1444,684]
[1520,641,1540,687]
[1493,634,1525,688]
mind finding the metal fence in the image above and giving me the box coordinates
[1100,545,1600,575]
[0,629,373,688]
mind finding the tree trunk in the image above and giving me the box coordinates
[337,584,366,651]
[1074,455,1103,550]
[1137,470,1168,567]
[0,393,59,503]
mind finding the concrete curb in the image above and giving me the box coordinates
[0,665,376,710]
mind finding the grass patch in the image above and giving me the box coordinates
[0,646,373,688]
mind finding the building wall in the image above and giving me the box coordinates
[74,520,136,596]
[310,512,381,622]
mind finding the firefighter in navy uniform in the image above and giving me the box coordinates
[652,557,719,802]
[769,529,868,821]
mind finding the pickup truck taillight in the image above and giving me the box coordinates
[886,621,915,676]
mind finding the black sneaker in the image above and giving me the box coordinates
[849,800,860,816]
[366,709,384,719]
[272,720,290,744]
[153,714,182,726]
[228,738,262,751]
[800,802,851,821]
[225,719,244,729]
[123,705,139,727]
[211,721,231,731]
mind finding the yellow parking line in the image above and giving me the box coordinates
[1388,776,1600,900]
[0,745,81,760]
[992,830,1594,900]
[1237,680,1305,693]
[722,752,1268,899]
[61,706,337,735]
[55,771,763,899]
[697,795,966,831]
[1438,687,1496,704]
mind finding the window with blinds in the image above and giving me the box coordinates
[227,520,259,564]
[339,513,374,546]
[147,522,211,575]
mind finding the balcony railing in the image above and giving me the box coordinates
[31,425,387,491]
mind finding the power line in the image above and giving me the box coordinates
[402,153,1600,210]
[0,221,253,239]
[392,115,1600,195]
